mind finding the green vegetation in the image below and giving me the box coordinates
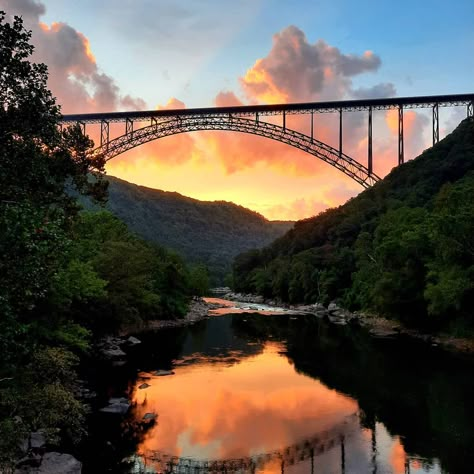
[81,175,292,284]
[0,13,199,468]
[233,117,474,335]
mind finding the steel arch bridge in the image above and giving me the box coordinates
[60,93,474,189]
[133,411,362,474]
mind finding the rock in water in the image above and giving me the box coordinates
[153,370,174,376]
[37,452,81,473]
[126,336,141,346]
[30,431,46,450]
[99,397,130,415]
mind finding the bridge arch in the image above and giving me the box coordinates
[95,116,380,188]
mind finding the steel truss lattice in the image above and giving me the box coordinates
[92,115,380,188]
[138,412,360,473]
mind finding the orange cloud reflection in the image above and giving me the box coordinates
[132,343,358,463]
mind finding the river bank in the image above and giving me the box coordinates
[86,306,474,474]
[220,291,474,356]
[94,294,474,359]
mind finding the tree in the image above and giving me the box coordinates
[0,12,106,357]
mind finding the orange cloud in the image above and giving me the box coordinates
[9,1,431,220]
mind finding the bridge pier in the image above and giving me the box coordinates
[368,107,373,175]
[100,120,110,150]
[310,111,314,143]
[339,109,343,158]
[398,105,404,165]
[468,101,474,117]
[125,118,134,137]
[432,103,439,145]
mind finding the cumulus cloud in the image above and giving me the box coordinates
[2,0,44,22]
[351,83,397,99]
[0,0,145,114]
[0,2,433,219]
[240,26,384,104]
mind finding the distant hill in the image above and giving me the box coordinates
[233,117,474,333]
[85,176,293,283]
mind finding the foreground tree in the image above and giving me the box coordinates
[0,12,106,467]
[0,11,107,357]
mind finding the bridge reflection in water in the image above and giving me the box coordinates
[136,412,359,473]
[129,412,429,474]
[118,326,442,474]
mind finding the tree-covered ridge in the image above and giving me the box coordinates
[82,176,293,284]
[233,117,474,334]
[0,13,201,468]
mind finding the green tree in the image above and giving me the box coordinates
[0,12,106,358]
[188,264,210,296]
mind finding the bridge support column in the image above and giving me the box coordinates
[282,110,286,131]
[432,103,439,145]
[310,111,314,143]
[256,112,259,124]
[398,105,404,165]
[78,121,86,135]
[339,109,343,158]
[340,436,346,474]
[368,107,373,175]
[468,101,474,117]
[100,120,110,150]
[371,421,377,474]
[126,118,134,137]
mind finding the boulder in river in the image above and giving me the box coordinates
[30,431,46,451]
[37,452,81,473]
[126,336,141,346]
[99,397,130,415]
[153,370,174,376]
[138,383,150,389]
[369,328,399,338]
[101,347,126,360]
[142,413,158,422]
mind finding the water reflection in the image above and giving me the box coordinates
[120,314,459,473]
[205,297,291,315]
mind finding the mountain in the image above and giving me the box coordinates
[233,117,474,333]
[86,176,293,283]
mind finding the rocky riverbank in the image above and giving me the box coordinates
[221,291,474,355]
[95,293,474,361]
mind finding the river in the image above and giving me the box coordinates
[82,300,474,473]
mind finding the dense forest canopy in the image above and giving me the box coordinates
[233,116,474,334]
[0,13,201,468]
[79,176,293,284]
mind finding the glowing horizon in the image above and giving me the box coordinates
[3,0,472,220]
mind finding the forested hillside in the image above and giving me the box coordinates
[0,14,199,468]
[85,176,292,283]
[233,117,474,334]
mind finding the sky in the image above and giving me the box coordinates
[2,0,474,220]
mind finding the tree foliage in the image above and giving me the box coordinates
[0,12,197,467]
[233,117,474,333]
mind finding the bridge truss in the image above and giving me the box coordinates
[133,412,361,474]
[60,93,474,188]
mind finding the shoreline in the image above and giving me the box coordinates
[219,292,474,356]
[108,295,474,356]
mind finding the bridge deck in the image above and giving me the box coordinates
[61,93,474,124]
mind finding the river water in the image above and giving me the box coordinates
[83,301,474,474]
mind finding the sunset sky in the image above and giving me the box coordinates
[3,0,474,220]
